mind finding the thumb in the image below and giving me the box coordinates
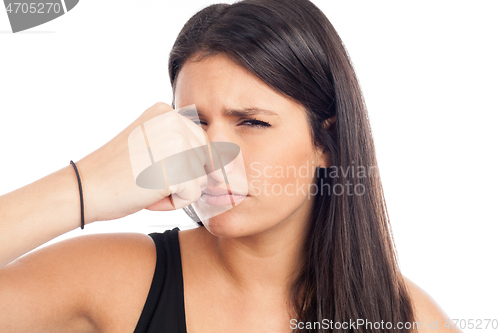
[145,196,176,211]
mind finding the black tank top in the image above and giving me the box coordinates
[133,228,187,333]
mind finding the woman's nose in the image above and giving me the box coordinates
[203,125,238,182]
[204,121,231,143]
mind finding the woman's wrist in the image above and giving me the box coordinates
[0,163,92,267]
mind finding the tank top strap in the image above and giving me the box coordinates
[133,227,187,333]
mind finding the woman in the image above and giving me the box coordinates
[0,0,460,332]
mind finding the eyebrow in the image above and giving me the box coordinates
[225,108,279,117]
[178,107,279,118]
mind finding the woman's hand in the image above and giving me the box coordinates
[0,102,208,267]
[77,102,208,224]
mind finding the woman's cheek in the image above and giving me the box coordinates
[246,161,314,202]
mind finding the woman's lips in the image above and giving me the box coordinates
[199,192,248,206]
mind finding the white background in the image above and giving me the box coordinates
[1,0,499,329]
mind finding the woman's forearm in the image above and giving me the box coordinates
[0,103,202,269]
[0,163,87,268]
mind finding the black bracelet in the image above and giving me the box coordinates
[69,160,85,230]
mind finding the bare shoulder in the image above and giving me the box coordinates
[1,232,157,333]
[403,276,463,333]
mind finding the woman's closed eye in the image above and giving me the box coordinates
[239,118,271,128]
[192,118,271,129]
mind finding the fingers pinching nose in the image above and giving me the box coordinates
[203,130,216,173]
[160,159,171,197]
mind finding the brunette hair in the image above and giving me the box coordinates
[168,0,415,332]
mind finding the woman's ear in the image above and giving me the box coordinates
[316,115,336,168]
[316,148,331,168]
[322,115,336,130]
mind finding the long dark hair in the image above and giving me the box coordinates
[168,0,415,332]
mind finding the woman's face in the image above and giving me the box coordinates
[174,53,329,238]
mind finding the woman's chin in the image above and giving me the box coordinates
[203,215,245,238]
[197,197,253,237]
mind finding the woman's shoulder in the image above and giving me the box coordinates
[403,276,463,333]
[62,232,158,331]
[3,231,158,333]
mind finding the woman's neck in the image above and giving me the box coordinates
[206,200,313,299]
